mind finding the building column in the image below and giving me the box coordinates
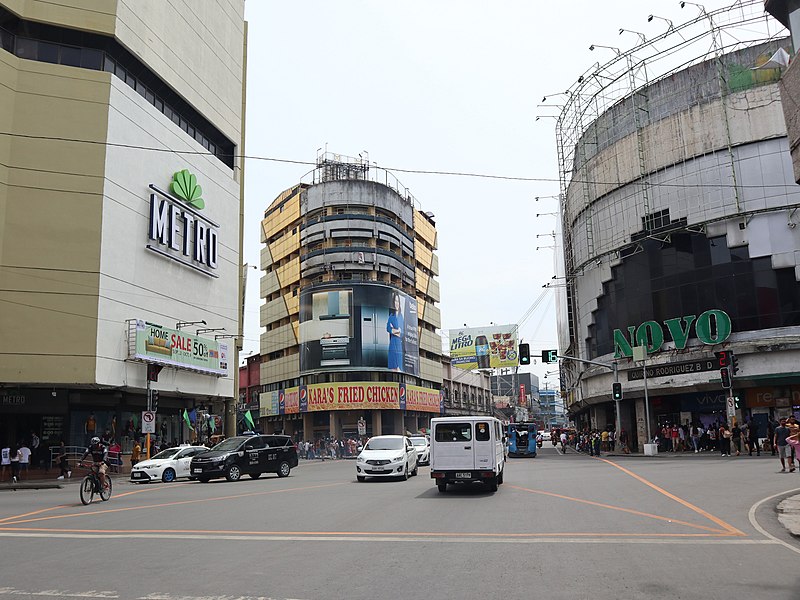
[392,411,404,435]
[303,413,313,442]
[372,410,382,437]
[329,412,338,439]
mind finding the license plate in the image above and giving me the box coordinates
[132,472,141,478]
[372,466,385,471]
[455,472,471,479]
[192,468,202,474]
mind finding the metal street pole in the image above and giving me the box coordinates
[145,378,151,460]
[613,361,622,446]
[642,356,651,443]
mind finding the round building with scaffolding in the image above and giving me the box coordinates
[555,1,800,449]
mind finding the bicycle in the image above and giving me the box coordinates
[78,462,112,505]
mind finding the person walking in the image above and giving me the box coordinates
[748,419,761,456]
[731,423,742,456]
[719,424,731,456]
[9,445,21,483]
[131,439,141,469]
[767,419,777,456]
[774,418,794,472]
[18,441,31,479]
[55,441,70,479]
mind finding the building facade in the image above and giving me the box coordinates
[556,4,800,449]
[259,153,443,441]
[0,1,247,453]
[441,356,493,417]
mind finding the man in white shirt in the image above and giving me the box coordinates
[18,442,31,480]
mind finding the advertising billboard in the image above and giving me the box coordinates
[259,382,442,415]
[299,284,419,375]
[448,325,519,370]
[129,320,228,376]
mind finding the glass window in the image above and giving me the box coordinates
[244,436,265,450]
[60,45,81,67]
[15,37,37,59]
[475,422,490,441]
[36,42,57,63]
[81,48,103,70]
[434,424,472,443]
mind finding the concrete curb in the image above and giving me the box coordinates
[777,495,800,536]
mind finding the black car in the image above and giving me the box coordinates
[190,435,298,482]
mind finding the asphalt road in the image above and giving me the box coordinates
[1,447,800,600]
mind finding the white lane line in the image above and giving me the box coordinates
[748,487,800,556]
[0,532,781,544]
[0,591,306,600]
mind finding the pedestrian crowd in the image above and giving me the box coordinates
[297,437,361,460]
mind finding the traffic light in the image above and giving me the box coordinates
[734,396,741,409]
[715,350,730,368]
[147,363,162,382]
[151,390,159,413]
[542,349,558,364]
[612,382,623,400]
[519,343,531,365]
[730,353,739,375]
[720,367,732,389]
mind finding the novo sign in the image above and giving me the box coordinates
[147,170,219,277]
[614,309,731,358]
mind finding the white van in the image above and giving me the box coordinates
[429,416,506,493]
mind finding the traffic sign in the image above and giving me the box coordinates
[726,396,735,419]
[142,410,156,434]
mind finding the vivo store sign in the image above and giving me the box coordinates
[147,170,219,277]
[613,309,732,358]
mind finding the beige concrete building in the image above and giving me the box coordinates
[0,1,246,452]
[258,152,443,441]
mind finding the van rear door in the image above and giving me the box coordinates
[433,422,475,470]
[473,421,494,470]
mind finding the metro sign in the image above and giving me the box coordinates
[146,172,219,277]
[613,309,732,358]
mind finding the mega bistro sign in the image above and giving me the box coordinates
[613,309,732,358]
[146,170,219,277]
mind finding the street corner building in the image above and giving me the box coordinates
[555,2,800,449]
[256,152,444,441]
[0,1,247,453]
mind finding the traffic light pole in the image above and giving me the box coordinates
[146,378,151,460]
[552,354,621,443]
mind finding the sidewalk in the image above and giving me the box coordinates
[0,465,130,491]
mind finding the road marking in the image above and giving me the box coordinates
[0,530,781,544]
[0,504,70,524]
[595,457,745,536]
[0,590,307,600]
[0,482,346,526]
[507,485,728,533]
[748,487,800,555]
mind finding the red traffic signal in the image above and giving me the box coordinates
[715,351,731,368]
[720,367,732,389]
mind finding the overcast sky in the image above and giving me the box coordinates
[239,0,774,385]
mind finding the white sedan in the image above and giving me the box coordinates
[130,445,209,483]
[356,435,418,481]
[409,436,430,466]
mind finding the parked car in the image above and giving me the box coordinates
[190,434,298,482]
[409,436,430,466]
[130,445,209,483]
[356,435,418,481]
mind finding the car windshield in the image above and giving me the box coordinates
[150,448,181,460]
[210,438,244,452]
[364,437,404,451]
[410,438,427,446]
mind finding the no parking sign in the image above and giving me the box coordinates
[142,410,156,434]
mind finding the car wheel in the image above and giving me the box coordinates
[401,464,409,481]
[249,472,261,479]
[277,461,291,478]
[488,478,499,493]
[498,470,504,485]
[357,476,366,482]
[161,468,176,483]
[437,482,447,493]
[412,463,418,476]
[198,477,211,483]
[225,465,242,482]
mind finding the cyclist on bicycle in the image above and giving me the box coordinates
[80,436,109,489]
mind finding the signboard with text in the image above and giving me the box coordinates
[129,320,228,377]
[448,325,518,370]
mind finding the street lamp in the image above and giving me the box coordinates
[589,44,621,55]
[196,327,225,335]
[618,29,647,44]
[176,320,206,330]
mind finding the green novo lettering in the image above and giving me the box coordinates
[695,309,731,344]
[613,326,637,359]
[636,321,663,354]
[663,315,696,350]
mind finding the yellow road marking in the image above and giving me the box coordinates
[0,482,346,526]
[595,457,745,536]
[507,484,728,533]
